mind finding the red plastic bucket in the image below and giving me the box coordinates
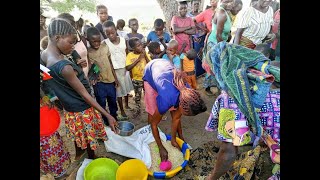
[40,106,60,137]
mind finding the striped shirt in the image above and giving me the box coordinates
[235,6,274,45]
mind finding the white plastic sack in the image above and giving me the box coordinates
[104,124,167,168]
[75,158,93,180]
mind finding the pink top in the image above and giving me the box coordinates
[74,41,89,77]
[171,16,195,52]
[195,8,215,32]
[271,9,280,50]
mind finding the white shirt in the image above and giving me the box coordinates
[104,37,127,69]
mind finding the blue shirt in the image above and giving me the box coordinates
[143,59,180,114]
[147,31,171,44]
[162,54,181,70]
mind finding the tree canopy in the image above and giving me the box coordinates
[40,0,97,13]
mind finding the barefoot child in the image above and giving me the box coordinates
[162,39,186,70]
[126,37,151,115]
[181,49,198,89]
[41,19,118,160]
[103,20,134,120]
[87,27,119,125]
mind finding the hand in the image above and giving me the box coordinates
[90,79,97,86]
[158,36,164,42]
[159,146,168,162]
[193,37,201,43]
[166,50,174,61]
[115,80,120,88]
[264,33,276,43]
[108,116,119,134]
[77,59,88,68]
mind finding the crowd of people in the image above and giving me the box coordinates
[40,0,280,179]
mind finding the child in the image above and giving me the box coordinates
[41,19,118,160]
[95,4,113,40]
[162,39,185,70]
[171,1,196,53]
[103,20,134,120]
[146,18,171,51]
[147,41,166,59]
[181,49,198,89]
[126,37,150,115]
[87,27,119,125]
[116,19,128,38]
[126,18,146,51]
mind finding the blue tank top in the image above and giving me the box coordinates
[47,60,91,112]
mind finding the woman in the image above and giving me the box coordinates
[234,0,275,49]
[41,19,118,159]
[143,59,207,162]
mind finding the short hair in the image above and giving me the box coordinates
[57,13,75,27]
[40,36,49,50]
[82,25,91,35]
[235,0,243,5]
[116,19,125,29]
[168,39,178,48]
[179,1,188,6]
[96,4,107,13]
[86,27,101,39]
[47,19,77,39]
[128,18,138,26]
[186,49,197,60]
[147,41,160,54]
[154,18,164,28]
[102,20,116,29]
[128,37,140,49]
[76,17,84,29]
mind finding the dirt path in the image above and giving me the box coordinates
[40,76,275,180]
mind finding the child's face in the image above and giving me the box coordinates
[155,25,164,36]
[105,26,118,42]
[57,34,77,55]
[133,40,144,54]
[97,8,108,22]
[155,46,161,54]
[167,45,178,55]
[40,15,46,27]
[178,4,188,17]
[88,35,101,50]
[129,20,139,32]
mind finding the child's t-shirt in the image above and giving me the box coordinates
[162,54,181,70]
[87,42,115,83]
[180,53,195,72]
[104,37,127,69]
[126,52,151,81]
[147,31,171,44]
[171,16,195,52]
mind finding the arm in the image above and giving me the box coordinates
[126,54,143,71]
[170,109,183,148]
[184,26,196,35]
[215,10,227,43]
[148,106,168,161]
[61,65,118,132]
[233,28,245,45]
[108,55,119,87]
[172,24,192,34]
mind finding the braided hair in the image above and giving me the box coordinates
[173,69,207,116]
[47,19,77,39]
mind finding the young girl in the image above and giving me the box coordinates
[41,19,118,159]
[146,18,171,51]
[95,4,113,40]
[126,37,150,115]
[171,1,196,53]
[143,59,207,162]
[103,20,134,120]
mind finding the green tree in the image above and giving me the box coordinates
[40,0,97,13]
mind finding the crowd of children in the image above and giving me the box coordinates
[40,0,280,179]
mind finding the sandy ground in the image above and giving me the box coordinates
[40,76,275,180]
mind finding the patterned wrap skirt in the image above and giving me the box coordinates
[40,131,71,178]
[64,107,108,150]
